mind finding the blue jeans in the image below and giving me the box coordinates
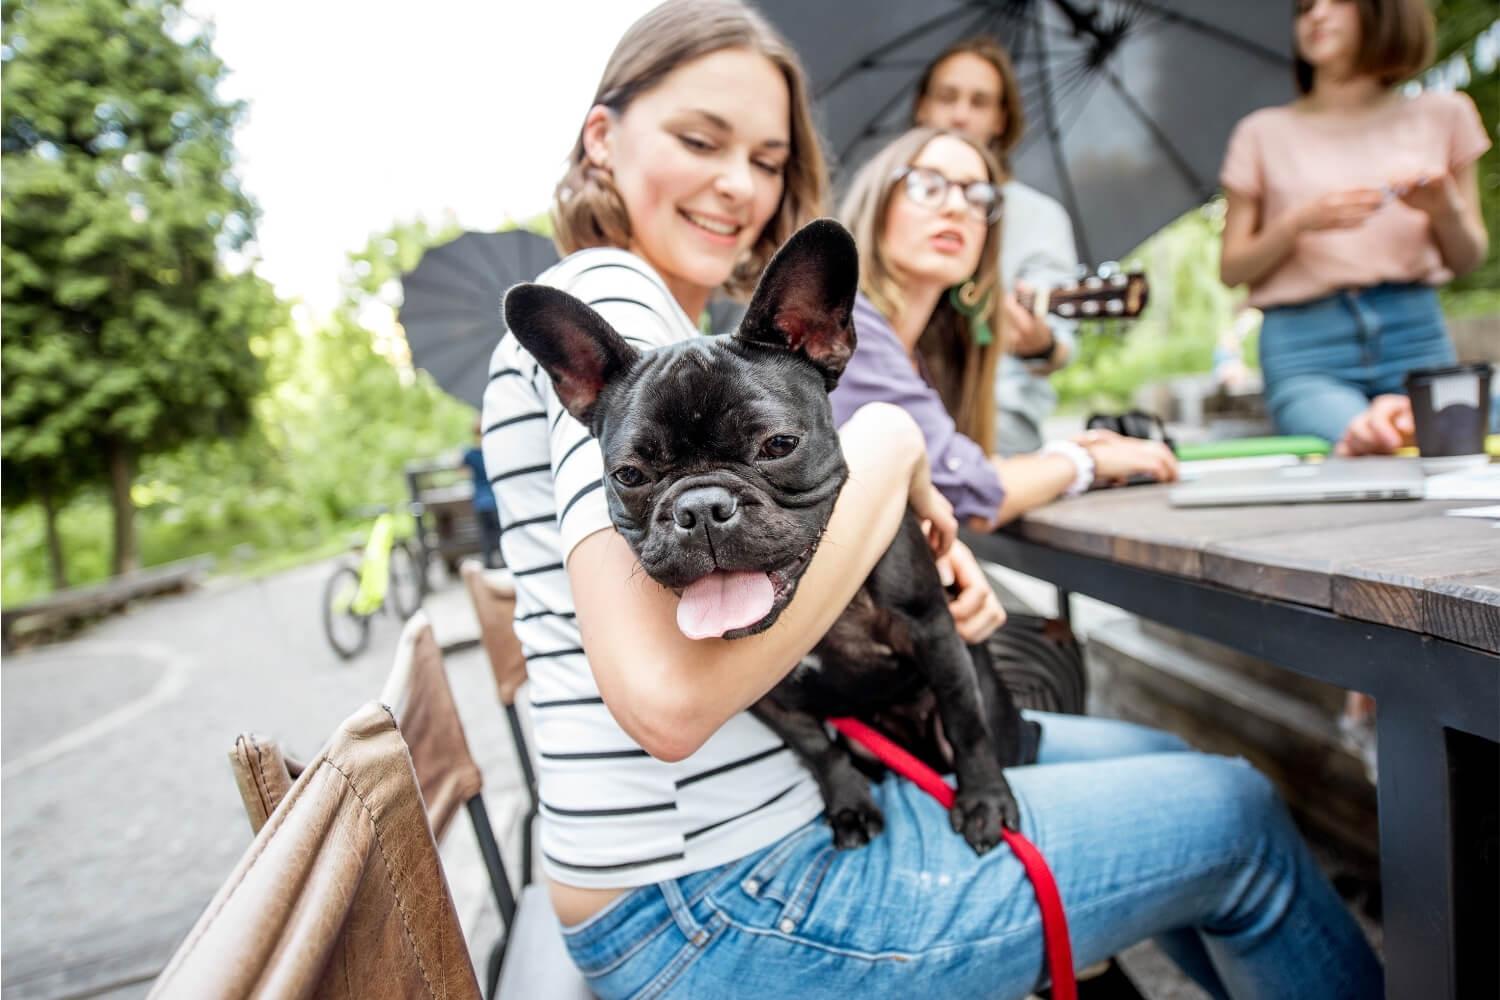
[561,712,1381,999]
[1259,283,1455,444]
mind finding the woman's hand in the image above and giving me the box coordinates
[1004,289,1054,359]
[1336,394,1415,456]
[937,539,1006,644]
[914,480,957,558]
[1293,188,1384,233]
[1392,172,1463,221]
[1075,428,1180,486]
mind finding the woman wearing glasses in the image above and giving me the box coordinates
[830,127,1178,534]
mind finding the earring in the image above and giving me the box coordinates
[948,280,995,346]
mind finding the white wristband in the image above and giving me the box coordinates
[1040,440,1095,498]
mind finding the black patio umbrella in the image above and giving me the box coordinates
[758,0,1295,264]
[399,230,559,408]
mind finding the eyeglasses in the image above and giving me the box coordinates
[891,166,1003,224]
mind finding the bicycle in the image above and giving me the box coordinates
[321,506,427,659]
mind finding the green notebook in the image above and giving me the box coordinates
[1176,436,1332,462]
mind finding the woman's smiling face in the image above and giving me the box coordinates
[584,47,790,311]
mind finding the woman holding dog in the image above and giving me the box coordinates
[484,2,1380,997]
[1219,0,1489,455]
[830,127,1179,532]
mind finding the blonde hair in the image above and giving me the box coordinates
[839,126,1005,456]
[551,0,827,299]
[1293,0,1434,93]
[912,36,1027,173]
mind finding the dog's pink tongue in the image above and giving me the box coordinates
[677,571,775,639]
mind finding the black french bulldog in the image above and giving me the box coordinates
[503,219,1039,854]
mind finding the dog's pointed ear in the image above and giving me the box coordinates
[734,219,859,388]
[503,284,640,426]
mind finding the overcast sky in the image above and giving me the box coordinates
[185,0,656,316]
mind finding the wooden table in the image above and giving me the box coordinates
[963,487,1499,1000]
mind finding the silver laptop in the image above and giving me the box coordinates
[1168,457,1426,508]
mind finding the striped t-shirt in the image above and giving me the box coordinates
[481,247,824,889]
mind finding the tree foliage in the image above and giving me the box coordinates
[1432,0,1499,293]
[1,0,282,575]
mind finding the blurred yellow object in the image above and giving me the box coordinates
[1395,446,1419,457]
[1401,436,1500,458]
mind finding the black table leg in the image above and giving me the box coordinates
[1376,703,1455,998]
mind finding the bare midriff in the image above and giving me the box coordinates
[550,877,629,928]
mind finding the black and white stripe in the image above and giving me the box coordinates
[480,247,823,887]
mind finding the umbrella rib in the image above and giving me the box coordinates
[423,240,500,292]
[1029,11,1093,265]
[1100,65,1210,199]
[1125,0,1291,67]
[817,4,980,99]
[835,6,999,162]
[399,303,500,324]
[408,327,499,363]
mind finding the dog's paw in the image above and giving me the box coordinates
[828,797,885,850]
[949,784,1019,854]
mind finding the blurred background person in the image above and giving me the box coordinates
[832,126,1179,533]
[1219,0,1489,454]
[461,419,501,568]
[911,36,1081,456]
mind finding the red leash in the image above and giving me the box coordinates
[828,717,1076,1000]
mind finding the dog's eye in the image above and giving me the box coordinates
[612,466,647,488]
[758,434,799,460]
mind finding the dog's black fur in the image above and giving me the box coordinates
[504,219,1039,853]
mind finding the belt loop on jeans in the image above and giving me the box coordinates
[659,878,710,947]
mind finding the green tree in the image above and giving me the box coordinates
[1432,0,1499,295]
[2,0,282,578]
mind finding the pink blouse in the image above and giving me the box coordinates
[1220,90,1491,308]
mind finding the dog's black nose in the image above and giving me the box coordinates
[673,486,739,531]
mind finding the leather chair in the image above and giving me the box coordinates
[151,702,482,999]
[222,611,528,998]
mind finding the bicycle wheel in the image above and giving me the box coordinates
[322,565,371,660]
[387,541,426,620]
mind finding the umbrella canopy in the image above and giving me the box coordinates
[759,0,1295,264]
[399,230,559,408]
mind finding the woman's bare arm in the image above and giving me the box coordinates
[1220,187,1383,289]
[1409,161,1488,277]
[568,403,934,761]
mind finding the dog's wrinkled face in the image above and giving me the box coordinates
[505,219,860,639]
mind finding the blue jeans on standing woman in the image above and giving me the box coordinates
[560,711,1381,999]
[1259,282,1456,444]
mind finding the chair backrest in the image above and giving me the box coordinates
[152,702,482,1000]
[224,613,483,844]
[227,735,302,835]
[383,610,485,840]
[460,561,527,707]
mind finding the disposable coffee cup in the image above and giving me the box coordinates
[1404,362,1492,472]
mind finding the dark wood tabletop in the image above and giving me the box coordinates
[1006,486,1500,655]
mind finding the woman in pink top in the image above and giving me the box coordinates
[1219,0,1490,453]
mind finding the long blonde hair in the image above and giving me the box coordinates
[552,0,827,299]
[839,127,1004,455]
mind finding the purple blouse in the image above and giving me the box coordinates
[829,294,1006,522]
